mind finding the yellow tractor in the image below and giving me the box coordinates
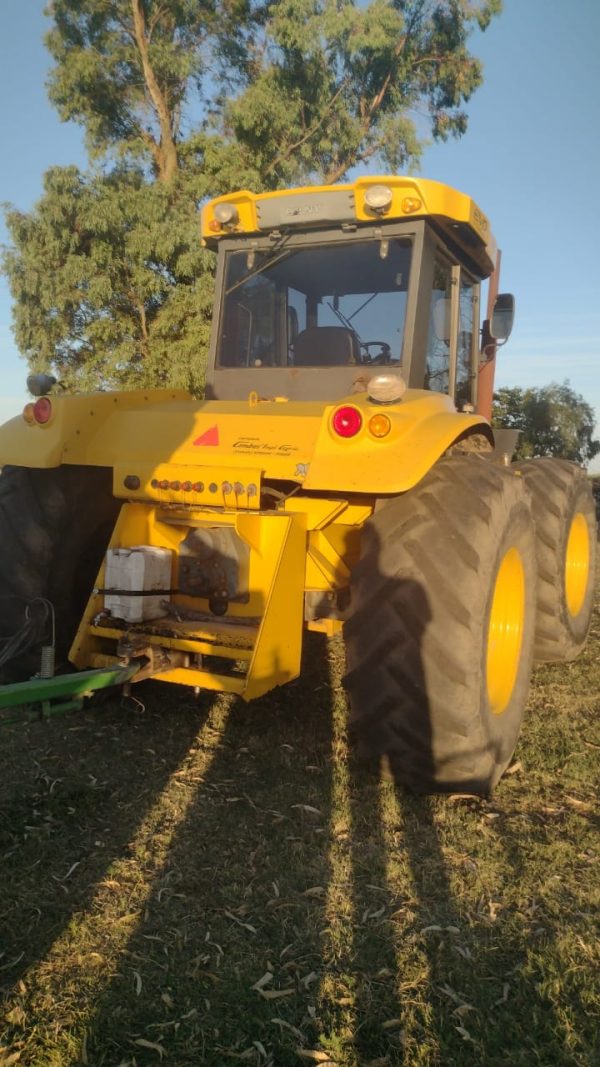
[0,175,596,791]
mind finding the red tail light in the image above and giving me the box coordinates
[33,397,53,424]
[332,405,362,438]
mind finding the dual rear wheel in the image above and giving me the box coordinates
[344,456,596,793]
[515,458,596,661]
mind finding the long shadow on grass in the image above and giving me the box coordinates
[6,615,589,1063]
[48,633,338,1066]
[330,537,575,1065]
[0,684,210,992]
[341,717,592,1061]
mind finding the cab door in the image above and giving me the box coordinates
[418,236,481,409]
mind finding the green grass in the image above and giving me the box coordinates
[0,594,598,1066]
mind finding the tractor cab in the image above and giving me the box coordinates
[202,176,512,412]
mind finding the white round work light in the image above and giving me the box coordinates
[364,184,393,213]
[214,202,239,225]
[368,373,407,404]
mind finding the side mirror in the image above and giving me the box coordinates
[490,293,515,342]
[27,373,57,396]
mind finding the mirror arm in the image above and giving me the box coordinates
[480,319,496,361]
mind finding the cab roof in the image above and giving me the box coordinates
[201,175,498,278]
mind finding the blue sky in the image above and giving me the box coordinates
[1,1,599,467]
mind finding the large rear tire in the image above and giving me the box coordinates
[514,459,596,662]
[0,466,120,681]
[343,457,537,794]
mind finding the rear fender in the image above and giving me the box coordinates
[304,398,493,494]
[0,389,192,469]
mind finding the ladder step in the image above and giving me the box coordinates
[90,621,257,659]
[150,667,246,694]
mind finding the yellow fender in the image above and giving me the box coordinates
[0,388,492,499]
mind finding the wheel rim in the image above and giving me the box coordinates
[486,546,525,715]
[565,512,590,618]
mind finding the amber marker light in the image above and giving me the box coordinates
[368,413,391,438]
[208,219,221,232]
[23,402,36,424]
[402,197,422,214]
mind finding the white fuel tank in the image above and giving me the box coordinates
[104,546,172,623]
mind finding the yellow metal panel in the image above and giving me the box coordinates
[0,386,490,501]
[113,460,262,508]
[303,390,491,494]
[89,653,124,671]
[89,626,253,661]
[308,530,351,586]
[244,513,307,701]
[202,175,497,275]
[283,497,347,529]
[0,392,325,480]
[151,668,246,694]
[0,389,193,469]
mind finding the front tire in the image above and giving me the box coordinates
[343,457,537,794]
[0,466,119,681]
[514,459,596,662]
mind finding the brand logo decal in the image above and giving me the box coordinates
[193,425,219,446]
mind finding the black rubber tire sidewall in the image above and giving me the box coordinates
[478,499,536,779]
[515,459,597,661]
[0,465,119,680]
[343,457,537,794]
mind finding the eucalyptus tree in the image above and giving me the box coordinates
[4,0,501,391]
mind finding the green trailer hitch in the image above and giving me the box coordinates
[0,664,139,724]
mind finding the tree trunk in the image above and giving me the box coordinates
[130,0,178,182]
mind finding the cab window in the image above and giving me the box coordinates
[424,255,478,406]
[456,275,476,406]
[424,257,452,393]
[217,239,412,368]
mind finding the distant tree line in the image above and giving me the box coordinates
[493,381,600,467]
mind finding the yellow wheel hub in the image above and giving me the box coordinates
[565,512,590,618]
[486,547,525,715]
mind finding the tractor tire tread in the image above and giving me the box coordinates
[514,459,596,661]
[344,456,536,793]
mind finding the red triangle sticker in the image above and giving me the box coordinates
[193,425,219,446]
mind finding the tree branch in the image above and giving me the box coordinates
[263,80,348,179]
[130,0,178,181]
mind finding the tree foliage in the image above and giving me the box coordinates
[493,382,600,467]
[4,0,501,392]
[5,166,211,392]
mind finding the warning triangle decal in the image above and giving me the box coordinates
[193,425,219,446]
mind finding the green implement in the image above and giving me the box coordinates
[0,664,138,722]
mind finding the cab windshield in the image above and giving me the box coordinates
[216,238,412,369]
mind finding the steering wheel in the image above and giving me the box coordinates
[360,341,392,365]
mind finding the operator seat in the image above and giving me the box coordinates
[293,326,361,366]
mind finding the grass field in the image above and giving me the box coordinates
[0,589,598,1066]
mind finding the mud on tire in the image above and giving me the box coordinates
[343,456,537,794]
